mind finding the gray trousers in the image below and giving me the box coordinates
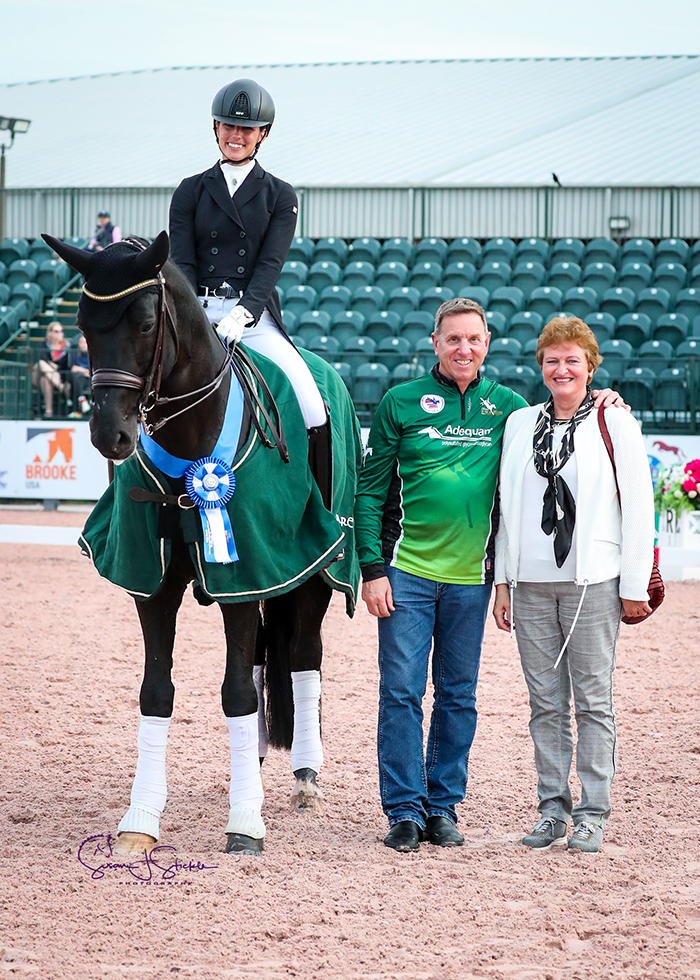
[513,579,621,828]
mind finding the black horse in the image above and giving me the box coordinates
[44,232,361,855]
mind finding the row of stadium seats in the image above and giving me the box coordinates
[0,236,85,268]
[286,236,700,272]
[279,257,700,299]
[0,259,71,295]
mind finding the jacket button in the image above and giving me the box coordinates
[239,231,246,238]
[208,265,215,272]
[211,247,219,254]
[237,266,245,274]
[238,248,246,256]
[211,231,218,238]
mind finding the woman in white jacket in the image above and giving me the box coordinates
[493,316,655,854]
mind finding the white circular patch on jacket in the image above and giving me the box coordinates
[420,394,445,414]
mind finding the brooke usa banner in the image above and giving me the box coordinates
[0,420,109,500]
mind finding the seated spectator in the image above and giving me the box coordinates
[86,210,121,252]
[69,333,91,415]
[32,322,71,418]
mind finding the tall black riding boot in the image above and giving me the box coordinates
[307,419,333,510]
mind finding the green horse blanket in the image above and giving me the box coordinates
[80,346,361,615]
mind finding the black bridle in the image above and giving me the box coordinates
[84,239,288,461]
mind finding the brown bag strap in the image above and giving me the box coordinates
[597,405,621,506]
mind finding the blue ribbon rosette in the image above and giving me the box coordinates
[185,456,238,564]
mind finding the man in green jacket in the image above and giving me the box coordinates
[355,297,527,851]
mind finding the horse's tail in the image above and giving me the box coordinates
[261,593,295,749]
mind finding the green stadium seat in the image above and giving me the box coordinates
[330,360,354,395]
[447,238,482,266]
[287,237,314,264]
[353,362,390,417]
[483,238,516,265]
[283,284,317,317]
[515,238,550,265]
[0,260,6,283]
[582,262,617,300]
[655,367,688,412]
[691,316,700,338]
[28,240,55,265]
[381,238,414,266]
[419,286,454,316]
[290,334,305,348]
[0,305,22,335]
[590,366,611,390]
[652,263,687,301]
[6,259,38,290]
[296,310,332,344]
[477,261,511,292]
[480,362,501,381]
[621,239,654,266]
[365,310,401,344]
[511,261,546,299]
[656,239,689,266]
[528,286,563,320]
[330,310,365,345]
[551,238,585,265]
[508,310,543,345]
[10,282,43,319]
[400,311,434,347]
[391,362,426,387]
[415,238,448,265]
[653,313,690,347]
[277,261,308,291]
[484,311,506,338]
[350,285,386,318]
[676,338,700,388]
[618,262,653,294]
[342,261,375,290]
[600,287,635,319]
[281,310,298,334]
[318,285,352,316]
[348,237,381,265]
[585,312,616,344]
[0,284,9,305]
[585,238,620,267]
[306,261,342,292]
[409,262,442,291]
[374,262,409,293]
[674,288,700,322]
[599,339,633,382]
[500,363,537,403]
[547,262,582,293]
[563,286,598,318]
[387,286,421,317]
[375,336,413,370]
[615,312,652,348]
[413,336,438,372]
[306,335,340,362]
[442,261,476,293]
[638,339,674,371]
[619,367,655,411]
[636,287,671,326]
[342,335,377,370]
[489,286,525,320]
[314,237,349,266]
[35,259,70,296]
[487,337,522,371]
[62,236,88,249]
[459,286,490,310]
[0,238,29,266]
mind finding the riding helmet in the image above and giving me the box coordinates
[211,79,275,131]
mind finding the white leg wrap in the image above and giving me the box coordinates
[253,665,269,760]
[290,670,323,774]
[226,713,265,839]
[118,714,171,839]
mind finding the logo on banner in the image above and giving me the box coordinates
[25,427,77,482]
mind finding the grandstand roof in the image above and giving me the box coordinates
[1,57,699,189]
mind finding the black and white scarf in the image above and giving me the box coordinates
[532,391,594,568]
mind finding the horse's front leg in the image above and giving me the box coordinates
[220,601,266,855]
[288,577,332,814]
[114,569,188,854]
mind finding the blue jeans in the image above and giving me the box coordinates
[377,566,491,828]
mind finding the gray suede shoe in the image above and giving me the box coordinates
[568,821,603,853]
[522,816,568,850]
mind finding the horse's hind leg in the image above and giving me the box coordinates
[115,569,188,854]
[288,577,332,813]
[220,601,266,855]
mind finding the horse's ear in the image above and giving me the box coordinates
[42,234,94,277]
[135,231,170,277]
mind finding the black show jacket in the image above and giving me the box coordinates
[169,161,298,328]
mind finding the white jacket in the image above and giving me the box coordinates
[494,405,655,600]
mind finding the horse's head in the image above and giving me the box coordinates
[43,232,171,460]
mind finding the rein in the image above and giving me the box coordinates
[84,239,288,461]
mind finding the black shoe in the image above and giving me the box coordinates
[424,815,464,847]
[384,820,422,852]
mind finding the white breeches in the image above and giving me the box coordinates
[200,296,327,428]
